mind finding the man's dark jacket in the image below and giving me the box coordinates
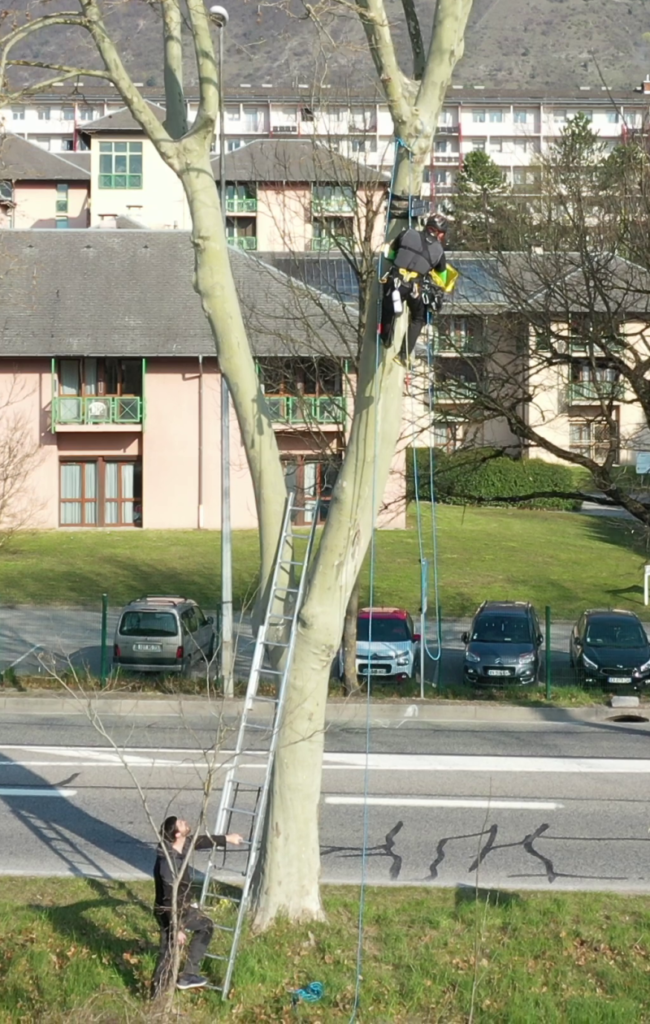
[392,227,446,276]
[153,835,226,921]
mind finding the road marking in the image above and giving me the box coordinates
[2,748,650,775]
[325,796,564,810]
[0,788,77,798]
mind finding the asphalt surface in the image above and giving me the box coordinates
[0,606,607,688]
[1,710,650,893]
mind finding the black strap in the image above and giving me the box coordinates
[388,193,411,220]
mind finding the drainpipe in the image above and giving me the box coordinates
[198,355,204,528]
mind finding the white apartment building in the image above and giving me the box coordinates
[2,78,650,196]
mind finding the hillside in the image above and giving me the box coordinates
[3,0,650,94]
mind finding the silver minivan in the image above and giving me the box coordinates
[113,595,216,674]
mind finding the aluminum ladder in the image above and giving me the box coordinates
[199,493,320,998]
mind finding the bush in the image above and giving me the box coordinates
[407,448,580,510]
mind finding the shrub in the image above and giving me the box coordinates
[407,448,580,510]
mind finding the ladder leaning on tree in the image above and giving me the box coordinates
[199,491,320,998]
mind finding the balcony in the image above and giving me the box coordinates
[567,380,625,403]
[265,395,346,426]
[52,395,143,430]
[312,195,356,215]
[309,235,352,252]
[430,335,483,356]
[226,196,257,213]
[227,236,257,251]
[433,380,479,403]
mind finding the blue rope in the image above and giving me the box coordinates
[291,981,324,1006]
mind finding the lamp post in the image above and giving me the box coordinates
[209,4,234,697]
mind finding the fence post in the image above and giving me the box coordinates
[436,602,443,692]
[100,593,108,688]
[545,604,552,700]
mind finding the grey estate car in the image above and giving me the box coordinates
[113,595,216,674]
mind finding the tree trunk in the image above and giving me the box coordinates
[343,575,361,695]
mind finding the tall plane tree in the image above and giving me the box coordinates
[0,0,474,926]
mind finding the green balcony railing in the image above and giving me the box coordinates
[52,395,143,428]
[430,335,483,355]
[567,380,624,403]
[266,395,347,425]
[227,236,257,251]
[310,235,352,252]
[312,196,356,215]
[433,380,479,403]
[226,196,257,213]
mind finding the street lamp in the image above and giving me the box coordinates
[209,3,234,697]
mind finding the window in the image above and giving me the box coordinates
[258,357,342,397]
[11,107,24,121]
[488,138,503,153]
[489,110,504,123]
[435,140,450,154]
[0,181,13,204]
[55,217,69,229]
[514,138,535,153]
[553,109,567,123]
[351,137,377,153]
[37,107,51,121]
[573,109,593,121]
[61,106,75,121]
[55,357,143,419]
[226,139,242,152]
[283,456,341,524]
[512,167,540,187]
[242,105,265,131]
[78,106,96,121]
[606,110,620,124]
[470,139,486,151]
[59,459,142,527]
[472,110,486,123]
[438,109,453,126]
[56,183,69,214]
[569,419,618,463]
[225,106,241,123]
[432,420,464,452]
[98,141,143,189]
[514,110,529,124]
[433,169,451,186]
[62,139,74,151]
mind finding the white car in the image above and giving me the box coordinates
[339,606,421,682]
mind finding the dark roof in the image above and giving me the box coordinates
[211,139,389,184]
[79,101,167,134]
[60,152,91,172]
[0,133,90,182]
[260,251,650,316]
[0,231,355,358]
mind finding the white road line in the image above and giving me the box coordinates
[0,788,77,798]
[325,796,564,810]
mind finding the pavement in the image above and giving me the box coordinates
[1,706,650,892]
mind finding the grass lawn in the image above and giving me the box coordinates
[1,878,649,1022]
[0,506,649,619]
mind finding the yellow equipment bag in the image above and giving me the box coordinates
[430,263,459,293]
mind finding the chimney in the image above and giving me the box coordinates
[643,75,650,94]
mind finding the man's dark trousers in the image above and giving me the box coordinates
[151,906,214,994]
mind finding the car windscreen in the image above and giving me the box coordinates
[585,620,647,648]
[357,617,411,643]
[471,615,532,644]
[119,611,178,638]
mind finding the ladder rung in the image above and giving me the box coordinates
[231,778,263,789]
[265,640,291,648]
[261,668,283,675]
[204,893,241,905]
[243,722,272,730]
[224,806,257,816]
[205,953,230,963]
[266,614,295,622]
[273,587,299,595]
[213,923,236,933]
[279,559,306,566]
[248,695,279,704]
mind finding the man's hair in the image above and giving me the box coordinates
[161,815,179,842]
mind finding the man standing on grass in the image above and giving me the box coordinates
[151,815,243,995]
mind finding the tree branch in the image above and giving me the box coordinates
[400,0,424,79]
[416,0,474,149]
[0,13,90,86]
[161,0,188,138]
[184,0,219,139]
[354,0,413,130]
[2,65,116,101]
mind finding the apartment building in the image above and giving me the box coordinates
[0,133,90,228]
[0,230,404,531]
[2,77,650,196]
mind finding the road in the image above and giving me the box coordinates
[0,606,600,687]
[1,709,650,892]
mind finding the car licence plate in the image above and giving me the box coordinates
[487,669,511,677]
[134,643,163,652]
[607,676,631,684]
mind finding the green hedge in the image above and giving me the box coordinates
[407,449,580,510]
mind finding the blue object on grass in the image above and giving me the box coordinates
[291,981,324,1005]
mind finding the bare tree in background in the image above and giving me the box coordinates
[1,0,474,926]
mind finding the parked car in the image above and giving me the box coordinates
[113,595,216,674]
[569,609,650,690]
[462,601,543,686]
[338,607,421,683]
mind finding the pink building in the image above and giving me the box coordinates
[0,230,406,531]
[0,132,90,229]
